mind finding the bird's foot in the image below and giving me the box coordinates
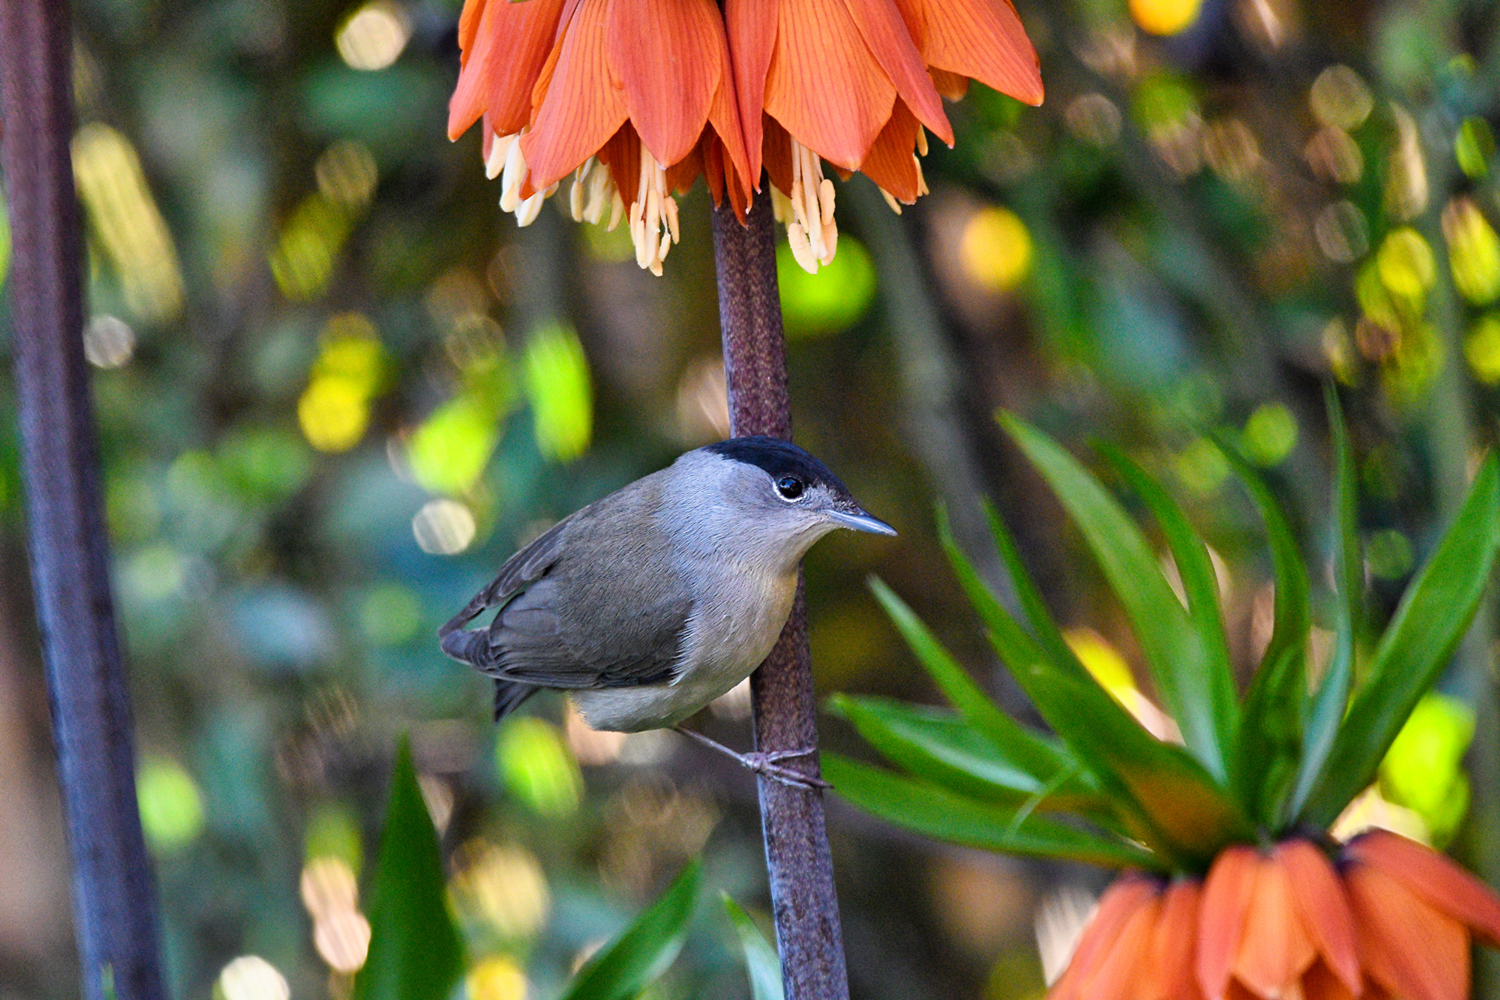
[673,727,831,791]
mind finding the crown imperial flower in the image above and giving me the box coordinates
[827,406,1500,1000]
[448,0,1042,274]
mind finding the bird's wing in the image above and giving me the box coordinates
[481,577,691,689]
[437,515,574,640]
[440,475,692,690]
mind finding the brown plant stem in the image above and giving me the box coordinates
[712,194,851,1000]
[0,2,167,999]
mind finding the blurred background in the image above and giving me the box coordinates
[3,0,1500,997]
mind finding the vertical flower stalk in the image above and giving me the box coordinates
[0,1,167,999]
[712,194,849,1000]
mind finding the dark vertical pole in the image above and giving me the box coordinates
[711,194,850,1000]
[0,2,168,999]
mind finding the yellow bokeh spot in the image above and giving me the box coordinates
[1376,227,1436,301]
[496,717,582,818]
[1442,198,1500,306]
[298,315,388,453]
[450,841,551,939]
[1464,314,1500,384]
[467,956,529,1000]
[137,755,204,855]
[959,206,1032,292]
[1130,0,1203,36]
[71,123,185,324]
[299,377,369,453]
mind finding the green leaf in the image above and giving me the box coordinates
[1299,455,1500,829]
[1214,434,1312,676]
[1001,414,1231,784]
[1096,444,1238,752]
[957,502,1086,678]
[558,860,702,1000]
[930,537,1243,861]
[827,694,1101,812]
[868,576,1050,762]
[1022,668,1249,861]
[1290,387,1360,820]
[353,738,464,1000]
[722,896,784,1000]
[825,754,1160,870]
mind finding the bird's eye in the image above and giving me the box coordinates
[775,475,805,500]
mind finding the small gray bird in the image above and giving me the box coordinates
[438,436,895,785]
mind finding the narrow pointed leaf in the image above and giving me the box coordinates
[722,896,784,1000]
[945,502,1085,677]
[825,754,1160,870]
[1213,433,1312,675]
[354,738,464,1000]
[1025,668,1250,861]
[1001,414,1230,783]
[869,575,1055,771]
[558,859,702,1000]
[827,694,1103,812]
[944,547,1245,860]
[1290,388,1360,820]
[1299,455,1500,829]
[1097,444,1239,747]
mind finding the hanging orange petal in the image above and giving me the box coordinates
[930,68,969,100]
[1300,962,1359,1000]
[1196,846,1259,1000]
[704,19,755,202]
[1346,829,1500,947]
[1139,879,1205,1000]
[449,0,499,138]
[596,124,641,211]
[664,141,705,195]
[456,0,485,63]
[1076,892,1161,1000]
[723,0,778,185]
[1277,841,1362,997]
[1232,853,1317,999]
[841,0,953,145]
[763,0,897,170]
[1049,876,1159,1000]
[604,0,721,167]
[1345,861,1469,1000]
[858,100,923,203]
[915,0,1043,106]
[521,0,631,191]
[762,114,795,197]
[449,0,566,140]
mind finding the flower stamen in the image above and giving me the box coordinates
[781,138,839,275]
[628,144,679,277]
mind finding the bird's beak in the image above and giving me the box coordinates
[827,507,898,536]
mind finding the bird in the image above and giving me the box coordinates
[438,436,895,787]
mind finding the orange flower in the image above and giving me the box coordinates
[1049,833,1500,1000]
[447,0,752,274]
[725,0,1042,272]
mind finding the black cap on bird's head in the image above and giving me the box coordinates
[705,436,897,536]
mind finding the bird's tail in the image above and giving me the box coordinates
[493,680,539,722]
[441,630,539,722]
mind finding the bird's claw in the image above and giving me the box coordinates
[672,726,831,791]
[742,749,832,791]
